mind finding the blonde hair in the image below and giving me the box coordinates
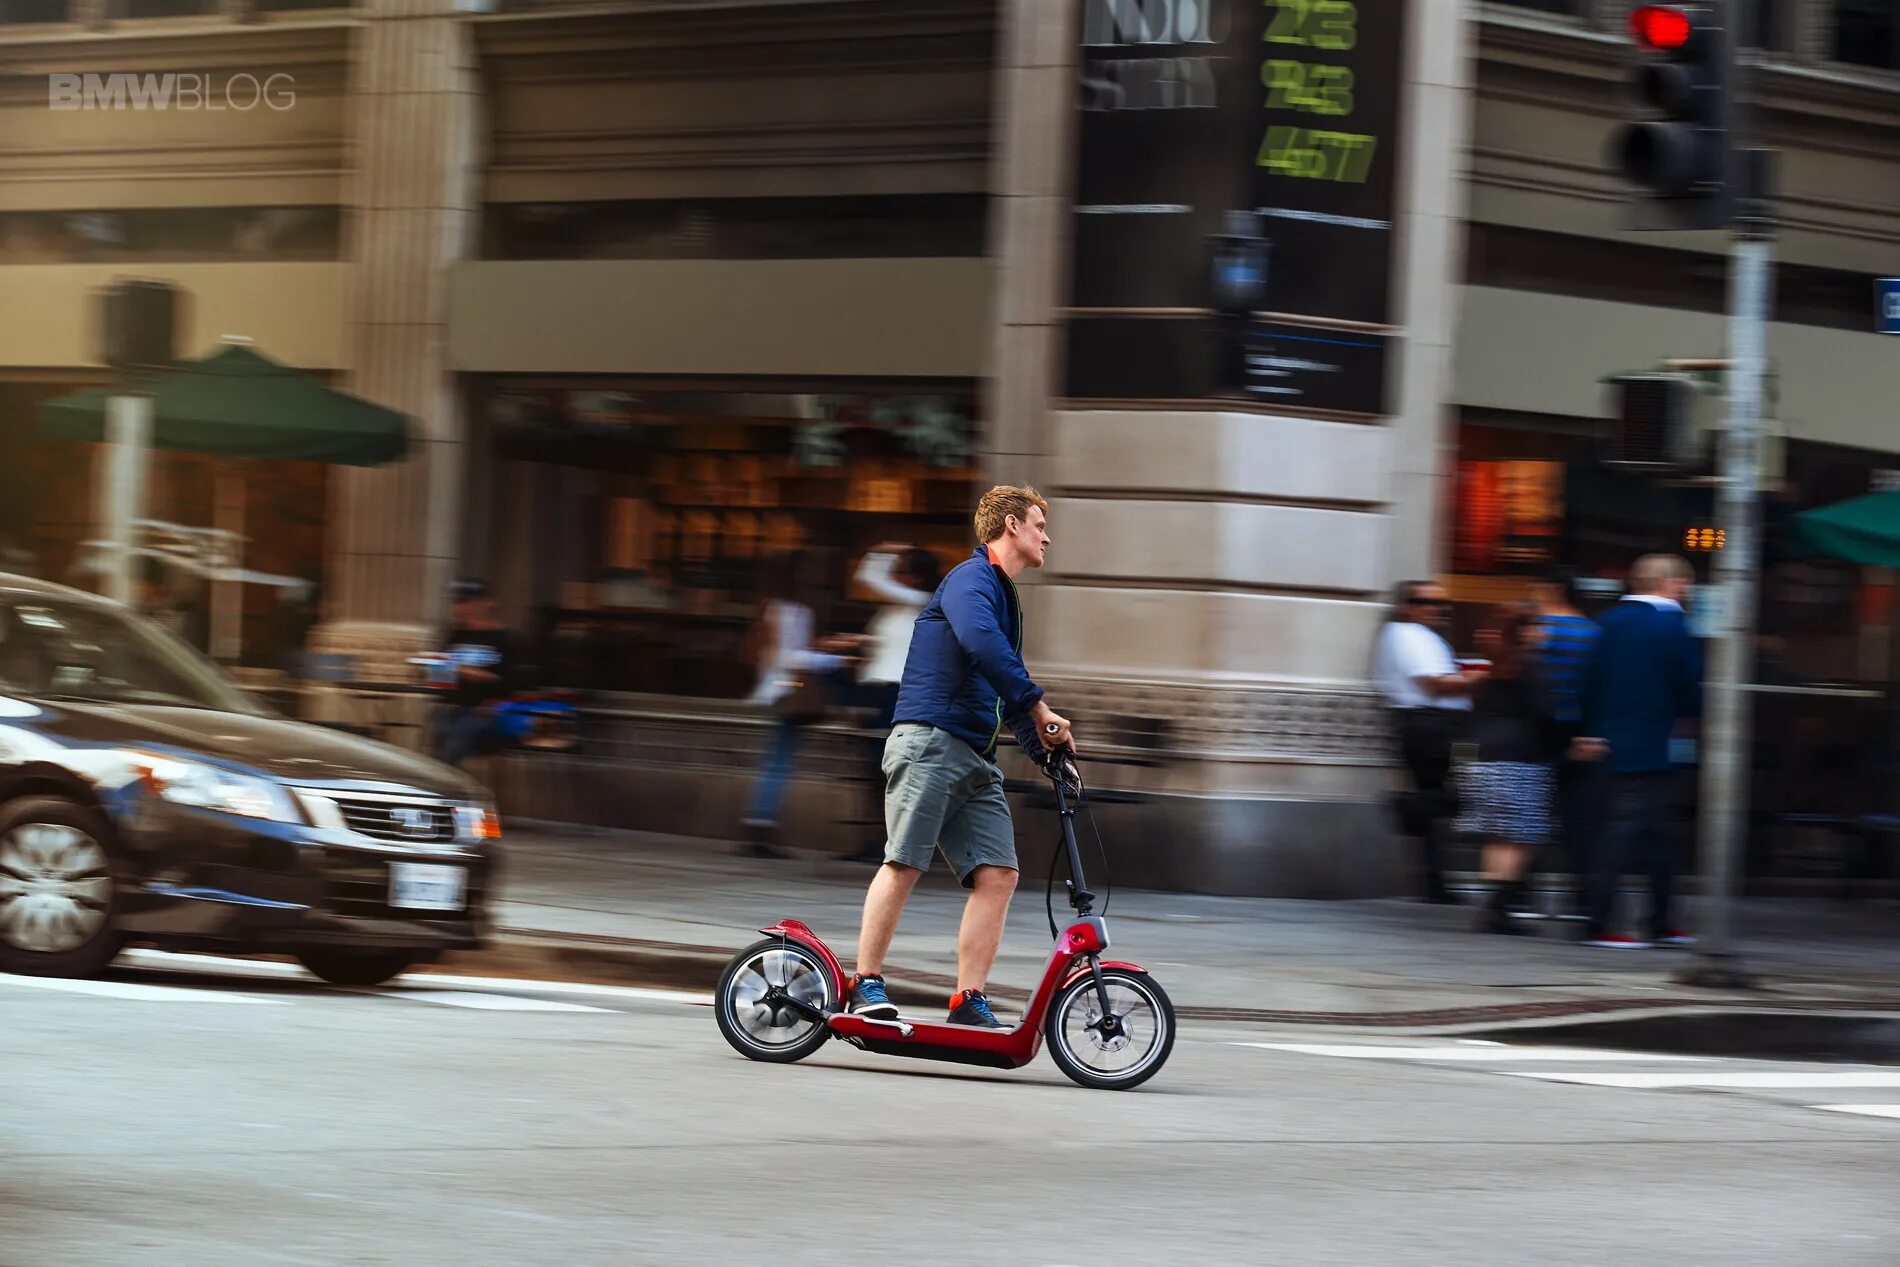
[1629,553,1693,594]
[973,485,1047,544]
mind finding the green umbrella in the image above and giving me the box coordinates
[1789,490,1900,567]
[38,343,407,466]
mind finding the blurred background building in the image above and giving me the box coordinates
[0,0,1896,893]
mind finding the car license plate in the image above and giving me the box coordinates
[388,863,466,911]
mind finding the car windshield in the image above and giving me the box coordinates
[0,598,265,716]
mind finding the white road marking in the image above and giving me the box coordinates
[1811,1104,1900,1120]
[0,974,284,1004]
[121,948,714,1007]
[395,973,714,1007]
[1235,1042,1706,1063]
[124,949,308,978]
[1502,1070,1900,1089]
[356,988,615,1013]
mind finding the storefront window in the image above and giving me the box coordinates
[481,385,982,698]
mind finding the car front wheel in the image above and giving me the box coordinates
[295,948,420,987]
[0,796,123,978]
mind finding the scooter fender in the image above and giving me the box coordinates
[758,919,847,996]
[1058,960,1148,992]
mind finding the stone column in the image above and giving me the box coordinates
[310,0,480,681]
[979,0,1480,896]
[981,0,1079,501]
[1384,0,1478,585]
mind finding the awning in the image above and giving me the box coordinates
[1789,490,1900,567]
[38,343,407,467]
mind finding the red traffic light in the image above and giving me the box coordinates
[1630,4,1693,50]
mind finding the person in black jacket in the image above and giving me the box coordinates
[1459,603,1568,935]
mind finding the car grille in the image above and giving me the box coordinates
[331,797,456,845]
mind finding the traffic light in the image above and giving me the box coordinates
[1605,372,1703,469]
[1613,3,1736,230]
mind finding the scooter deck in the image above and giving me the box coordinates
[828,1011,1041,1070]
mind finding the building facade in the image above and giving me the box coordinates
[1,0,1896,893]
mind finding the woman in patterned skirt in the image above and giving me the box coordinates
[1461,602,1567,935]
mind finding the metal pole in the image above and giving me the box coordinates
[1678,187,1772,991]
[101,392,152,607]
[212,461,246,662]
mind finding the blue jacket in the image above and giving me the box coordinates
[1582,598,1702,774]
[893,546,1046,760]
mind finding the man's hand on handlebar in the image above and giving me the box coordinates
[1030,700,1075,755]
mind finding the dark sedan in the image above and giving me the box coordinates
[0,574,499,986]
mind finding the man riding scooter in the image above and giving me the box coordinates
[846,486,1074,1029]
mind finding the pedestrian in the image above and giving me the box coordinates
[841,543,944,864]
[1372,580,1485,904]
[743,550,856,860]
[1460,603,1566,935]
[432,579,517,769]
[1575,554,1703,949]
[1529,565,1602,920]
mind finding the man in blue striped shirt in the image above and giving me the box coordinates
[1531,567,1602,918]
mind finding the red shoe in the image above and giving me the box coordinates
[1585,934,1654,950]
[1656,931,1696,948]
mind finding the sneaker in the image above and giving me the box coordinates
[1656,931,1697,948]
[946,989,1005,1029]
[1585,934,1654,950]
[846,973,899,1020]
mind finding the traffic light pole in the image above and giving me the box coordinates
[1679,153,1773,991]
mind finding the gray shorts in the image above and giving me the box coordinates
[882,723,1019,886]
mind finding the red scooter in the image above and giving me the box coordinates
[714,748,1176,1090]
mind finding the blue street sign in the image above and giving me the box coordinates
[1880,278,1900,335]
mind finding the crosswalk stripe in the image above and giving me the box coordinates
[1501,1070,1900,1089]
[1235,1042,1707,1063]
[1812,1105,1900,1120]
[369,988,614,1013]
[0,974,285,1004]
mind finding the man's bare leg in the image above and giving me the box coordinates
[955,865,1019,995]
[855,862,923,976]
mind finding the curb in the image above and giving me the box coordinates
[429,928,1900,1029]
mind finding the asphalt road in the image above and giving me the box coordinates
[3,953,1895,1267]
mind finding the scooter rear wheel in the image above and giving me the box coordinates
[716,938,837,1064]
[1044,967,1175,1090]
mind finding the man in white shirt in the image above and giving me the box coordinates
[1373,580,1485,903]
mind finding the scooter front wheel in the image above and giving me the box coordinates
[716,938,837,1064]
[1044,967,1176,1090]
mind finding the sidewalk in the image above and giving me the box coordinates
[464,824,1900,1027]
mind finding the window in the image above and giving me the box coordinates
[0,600,262,716]
[482,196,989,262]
[1743,0,1795,53]
[0,207,341,264]
[1466,223,1884,333]
[1834,0,1900,69]
[122,0,215,15]
[0,0,68,21]
[1486,0,1586,15]
[1482,0,1588,14]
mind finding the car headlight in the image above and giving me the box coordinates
[120,750,301,823]
[453,804,502,842]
